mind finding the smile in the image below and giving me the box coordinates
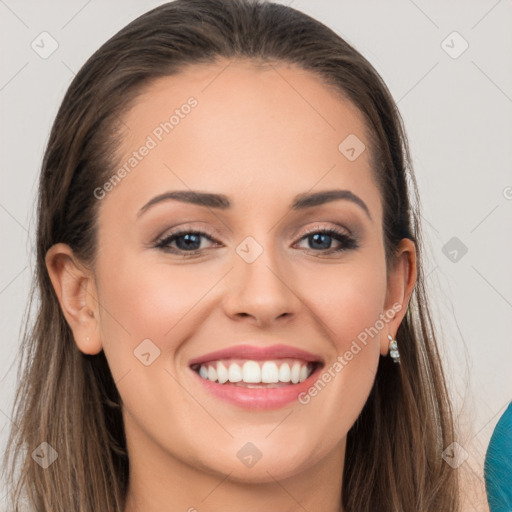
[191,358,319,387]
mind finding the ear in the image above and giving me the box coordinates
[45,243,103,355]
[380,238,417,356]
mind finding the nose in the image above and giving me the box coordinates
[222,242,301,328]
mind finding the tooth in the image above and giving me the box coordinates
[290,362,301,384]
[199,365,208,379]
[207,365,217,382]
[261,361,279,383]
[278,363,291,382]
[217,362,229,383]
[228,362,242,382]
[242,360,261,383]
[198,359,314,385]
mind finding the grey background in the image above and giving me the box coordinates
[1,0,511,508]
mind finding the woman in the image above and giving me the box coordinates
[2,0,461,510]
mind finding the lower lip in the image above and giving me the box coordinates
[190,365,322,410]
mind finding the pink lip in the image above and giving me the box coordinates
[188,343,323,366]
[190,364,323,410]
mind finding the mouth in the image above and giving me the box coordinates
[190,358,322,388]
[187,344,325,409]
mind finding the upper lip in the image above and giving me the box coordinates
[188,344,324,367]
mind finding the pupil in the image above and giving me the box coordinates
[177,234,200,250]
[310,233,331,250]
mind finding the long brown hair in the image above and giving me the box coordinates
[2,0,461,510]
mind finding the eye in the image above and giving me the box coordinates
[294,225,359,254]
[154,224,359,257]
[154,228,220,256]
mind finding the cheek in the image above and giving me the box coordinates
[96,255,211,335]
[292,261,387,445]
[93,250,214,382]
[302,258,388,348]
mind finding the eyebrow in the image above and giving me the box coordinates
[137,189,372,221]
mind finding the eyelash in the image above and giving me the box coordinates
[154,224,359,258]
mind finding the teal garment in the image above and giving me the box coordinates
[484,401,512,512]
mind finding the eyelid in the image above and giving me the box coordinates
[153,222,220,246]
[154,221,352,245]
[297,222,352,238]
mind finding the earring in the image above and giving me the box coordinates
[387,334,400,364]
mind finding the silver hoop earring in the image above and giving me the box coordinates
[387,334,400,364]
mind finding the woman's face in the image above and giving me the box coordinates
[73,59,414,483]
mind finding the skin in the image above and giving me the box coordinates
[46,58,416,512]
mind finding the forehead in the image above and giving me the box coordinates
[122,58,370,144]
[103,58,381,221]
